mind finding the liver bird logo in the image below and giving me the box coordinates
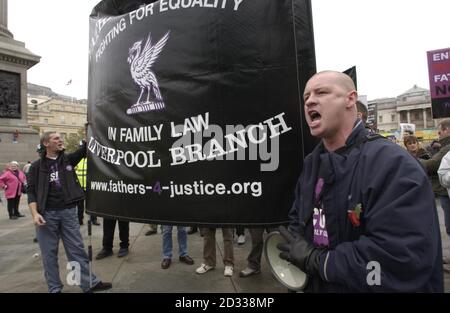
[126,31,170,115]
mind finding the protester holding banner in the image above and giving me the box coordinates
[27,131,112,293]
[96,218,130,259]
[196,228,234,277]
[278,71,443,292]
[160,225,194,269]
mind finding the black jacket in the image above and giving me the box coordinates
[27,144,86,213]
[289,121,443,292]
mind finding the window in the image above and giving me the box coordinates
[44,118,48,124]
[379,115,383,123]
[400,111,408,123]
[414,112,420,120]
[391,114,396,122]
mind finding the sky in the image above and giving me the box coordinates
[7,0,450,101]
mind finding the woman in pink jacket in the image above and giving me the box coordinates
[0,161,27,219]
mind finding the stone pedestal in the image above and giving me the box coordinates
[0,0,41,167]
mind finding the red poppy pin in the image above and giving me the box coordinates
[347,203,362,227]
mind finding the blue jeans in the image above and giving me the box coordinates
[439,196,450,236]
[162,225,188,259]
[36,207,100,293]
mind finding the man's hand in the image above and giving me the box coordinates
[276,226,325,275]
[33,213,46,226]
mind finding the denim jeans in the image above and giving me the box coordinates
[439,196,450,236]
[36,207,100,293]
[162,225,188,259]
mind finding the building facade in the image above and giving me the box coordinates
[369,85,441,141]
[27,83,87,141]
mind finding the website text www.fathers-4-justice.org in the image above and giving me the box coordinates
[90,180,262,198]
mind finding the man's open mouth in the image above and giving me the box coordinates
[308,110,321,122]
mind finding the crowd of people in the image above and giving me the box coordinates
[1,70,450,293]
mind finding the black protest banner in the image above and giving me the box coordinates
[343,66,357,90]
[87,0,316,226]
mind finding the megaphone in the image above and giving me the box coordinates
[264,231,308,291]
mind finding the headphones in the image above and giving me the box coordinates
[36,144,45,154]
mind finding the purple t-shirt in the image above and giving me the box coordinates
[313,178,329,247]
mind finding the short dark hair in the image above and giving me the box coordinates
[356,100,368,122]
[404,135,418,146]
[40,131,57,145]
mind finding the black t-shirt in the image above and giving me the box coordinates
[46,158,71,210]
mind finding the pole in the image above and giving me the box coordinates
[88,219,93,289]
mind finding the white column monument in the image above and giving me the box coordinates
[0,0,41,165]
